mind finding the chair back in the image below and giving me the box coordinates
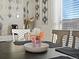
[52,30,70,47]
[72,31,79,48]
[12,29,30,42]
[0,23,2,35]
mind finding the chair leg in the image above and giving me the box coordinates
[12,33,15,42]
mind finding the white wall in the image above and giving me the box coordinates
[35,0,62,41]
[24,0,35,18]
[0,0,62,41]
[0,0,24,35]
[0,0,35,35]
[35,0,53,41]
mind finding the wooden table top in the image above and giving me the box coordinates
[0,42,76,59]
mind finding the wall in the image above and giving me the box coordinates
[35,0,53,41]
[0,0,62,41]
[35,0,62,41]
[0,0,24,35]
[24,0,35,18]
[0,0,35,35]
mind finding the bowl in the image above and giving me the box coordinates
[24,43,49,53]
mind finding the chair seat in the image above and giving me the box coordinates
[55,47,79,58]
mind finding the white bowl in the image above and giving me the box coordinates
[24,43,49,53]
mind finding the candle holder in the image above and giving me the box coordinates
[31,35,41,47]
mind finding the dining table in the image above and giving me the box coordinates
[0,42,76,59]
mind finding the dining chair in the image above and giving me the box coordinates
[12,29,30,42]
[55,31,79,58]
[52,30,70,47]
[43,30,70,48]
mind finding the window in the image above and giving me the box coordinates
[63,0,79,19]
[63,0,79,30]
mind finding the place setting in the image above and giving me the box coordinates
[24,28,49,53]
